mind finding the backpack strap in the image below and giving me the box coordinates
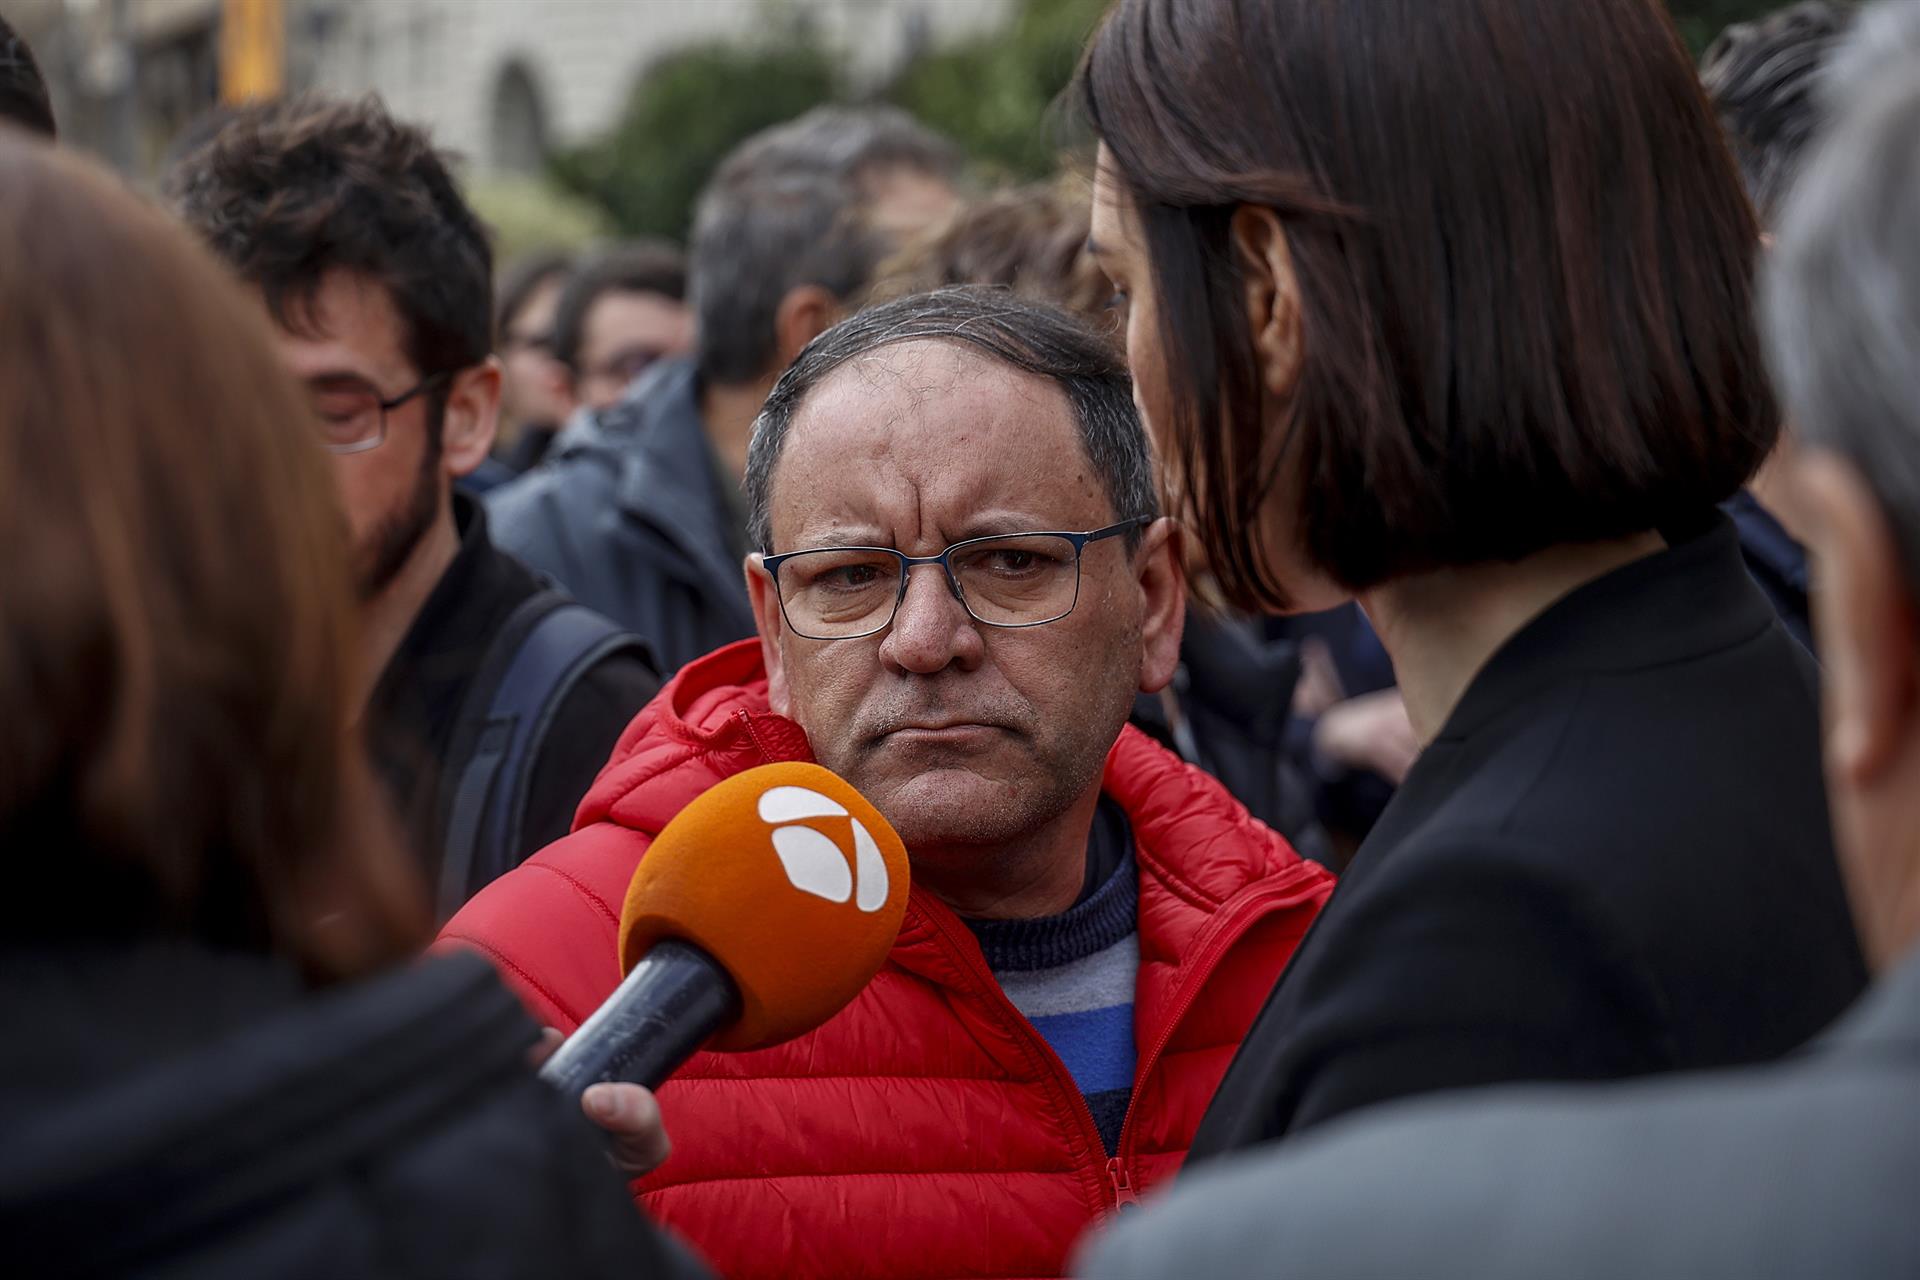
[438,593,650,919]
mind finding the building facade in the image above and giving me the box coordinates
[21,0,1011,178]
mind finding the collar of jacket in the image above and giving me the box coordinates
[576,639,1328,984]
[1435,514,1778,745]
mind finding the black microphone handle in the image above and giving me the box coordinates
[537,939,743,1096]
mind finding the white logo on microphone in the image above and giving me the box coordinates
[756,786,890,912]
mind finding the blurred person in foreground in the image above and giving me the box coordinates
[0,13,53,138]
[0,132,700,1280]
[1702,0,1860,651]
[444,289,1334,1280]
[488,106,962,674]
[168,97,657,913]
[1080,7,1920,1275]
[1080,0,1864,1159]
[552,239,693,415]
[489,249,574,477]
[871,184,1345,862]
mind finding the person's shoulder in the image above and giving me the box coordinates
[1107,724,1333,904]
[439,823,646,1029]
[1406,640,1827,895]
[485,444,625,549]
[1082,1047,1920,1280]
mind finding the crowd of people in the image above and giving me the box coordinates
[0,0,1915,1276]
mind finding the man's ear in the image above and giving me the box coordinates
[745,554,794,716]
[773,285,842,371]
[441,356,503,476]
[1135,517,1189,695]
[1797,450,1920,784]
[1229,205,1303,400]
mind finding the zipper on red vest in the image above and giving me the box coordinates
[732,708,779,764]
[1106,1157,1140,1211]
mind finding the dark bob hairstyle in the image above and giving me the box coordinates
[1080,0,1776,609]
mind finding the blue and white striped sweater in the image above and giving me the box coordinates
[968,844,1139,1154]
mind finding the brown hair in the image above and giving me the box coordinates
[0,135,426,977]
[166,95,492,386]
[870,181,1116,326]
[1080,0,1777,610]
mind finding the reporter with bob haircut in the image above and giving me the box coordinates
[1078,0,1867,1158]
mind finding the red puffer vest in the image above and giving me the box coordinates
[442,641,1332,1280]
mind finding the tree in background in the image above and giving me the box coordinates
[1670,0,1807,52]
[549,38,839,240]
[886,0,1108,184]
[555,0,1793,239]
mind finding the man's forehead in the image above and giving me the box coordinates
[788,340,1069,443]
[771,339,1104,539]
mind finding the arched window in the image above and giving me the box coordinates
[489,60,548,176]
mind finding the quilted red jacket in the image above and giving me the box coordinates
[441,641,1332,1280]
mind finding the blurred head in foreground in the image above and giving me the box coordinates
[1765,0,1920,973]
[0,133,423,977]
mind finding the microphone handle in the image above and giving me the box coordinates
[537,939,743,1096]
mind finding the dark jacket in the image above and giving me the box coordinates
[1132,610,1331,865]
[365,494,658,891]
[1188,515,1867,1158]
[0,942,707,1279]
[1084,949,1920,1280]
[485,360,758,675]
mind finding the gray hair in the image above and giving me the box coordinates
[745,286,1159,554]
[690,106,961,387]
[1764,14,1920,588]
[1820,0,1920,110]
[1699,1,1855,225]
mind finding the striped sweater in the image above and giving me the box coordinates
[967,842,1139,1153]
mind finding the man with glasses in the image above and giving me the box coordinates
[550,240,693,416]
[168,97,658,912]
[443,288,1333,1280]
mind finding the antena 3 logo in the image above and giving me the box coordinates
[756,786,890,913]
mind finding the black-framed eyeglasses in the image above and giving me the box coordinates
[579,345,666,389]
[759,516,1152,641]
[305,370,453,455]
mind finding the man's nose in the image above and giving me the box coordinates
[878,563,984,675]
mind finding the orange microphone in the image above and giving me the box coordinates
[538,763,910,1095]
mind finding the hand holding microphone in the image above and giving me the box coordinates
[536,763,910,1170]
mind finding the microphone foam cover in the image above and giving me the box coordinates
[617,762,910,1051]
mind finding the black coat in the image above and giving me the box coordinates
[1188,516,1868,1158]
[0,943,707,1280]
